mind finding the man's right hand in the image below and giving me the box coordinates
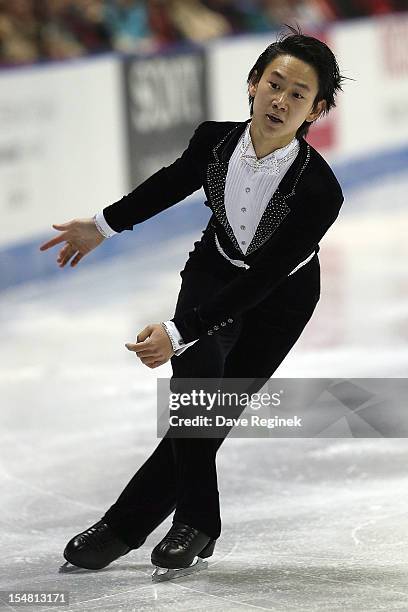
[39,217,106,268]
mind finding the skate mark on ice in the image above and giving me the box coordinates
[149,542,276,610]
[0,461,102,513]
[351,508,408,546]
[203,539,239,568]
[153,580,277,611]
[281,562,408,599]
[0,594,18,611]
[351,519,376,546]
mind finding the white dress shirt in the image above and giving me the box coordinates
[94,122,302,356]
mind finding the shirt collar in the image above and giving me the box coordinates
[242,121,299,162]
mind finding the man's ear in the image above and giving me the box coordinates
[248,80,258,98]
[248,69,259,98]
[306,99,327,123]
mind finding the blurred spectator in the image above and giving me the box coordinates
[0,0,40,65]
[262,0,338,27]
[37,0,111,61]
[323,0,405,18]
[0,0,407,67]
[147,0,181,48]
[203,0,272,33]
[289,0,340,22]
[102,0,157,53]
[167,0,232,42]
[59,0,111,53]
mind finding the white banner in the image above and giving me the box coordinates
[0,56,126,249]
[331,13,408,159]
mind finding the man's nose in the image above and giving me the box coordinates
[273,94,287,108]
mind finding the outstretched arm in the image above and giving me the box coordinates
[101,121,210,233]
[38,121,210,267]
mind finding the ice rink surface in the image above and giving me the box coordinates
[1,178,408,611]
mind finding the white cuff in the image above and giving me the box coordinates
[93,211,118,238]
[162,320,199,357]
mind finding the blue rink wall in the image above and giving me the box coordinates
[1,143,407,293]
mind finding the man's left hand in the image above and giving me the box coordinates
[125,323,175,369]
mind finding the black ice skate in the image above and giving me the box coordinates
[151,521,216,582]
[60,519,145,571]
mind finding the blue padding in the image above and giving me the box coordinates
[0,198,211,292]
[334,143,408,191]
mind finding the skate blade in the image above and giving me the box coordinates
[58,561,85,573]
[152,557,208,583]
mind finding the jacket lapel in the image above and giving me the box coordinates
[206,122,248,254]
[206,119,311,256]
[246,136,310,254]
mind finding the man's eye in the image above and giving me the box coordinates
[269,82,303,99]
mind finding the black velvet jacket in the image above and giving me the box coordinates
[103,119,344,343]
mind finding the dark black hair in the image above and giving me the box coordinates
[247,23,352,140]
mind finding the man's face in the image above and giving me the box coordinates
[248,54,326,141]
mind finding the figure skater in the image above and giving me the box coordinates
[40,25,348,582]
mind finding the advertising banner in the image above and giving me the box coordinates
[122,48,208,188]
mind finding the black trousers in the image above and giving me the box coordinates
[102,232,321,546]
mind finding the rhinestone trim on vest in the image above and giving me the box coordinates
[205,123,311,257]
